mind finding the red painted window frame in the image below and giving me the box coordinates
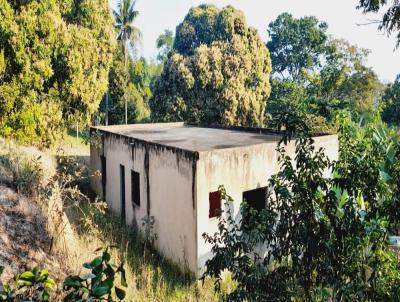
[209,191,221,218]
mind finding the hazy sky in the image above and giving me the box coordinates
[109,0,399,82]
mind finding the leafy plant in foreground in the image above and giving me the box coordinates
[203,117,400,301]
[63,248,127,302]
[0,266,55,301]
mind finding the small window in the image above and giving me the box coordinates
[100,155,106,183]
[100,155,106,197]
[131,170,140,207]
[243,187,267,211]
[209,191,221,218]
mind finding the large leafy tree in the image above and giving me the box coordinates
[156,29,174,63]
[266,14,382,131]
[0,0,115,146]
[150,4,272,127]
[307,39,383,115]
[357,0,400,47]
[102,52,150,125]
[381,74,400,125]
[267,13,331,81]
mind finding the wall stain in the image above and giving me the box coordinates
[144,145,150,217]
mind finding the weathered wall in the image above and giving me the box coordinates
[90,132,198,272]
[196,135,339,274]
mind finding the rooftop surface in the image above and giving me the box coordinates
[93,123,281,152]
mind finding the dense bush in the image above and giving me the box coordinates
[203,114,400,301]
[0,249,127,302]
[0,0,115,146]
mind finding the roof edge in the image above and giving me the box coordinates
[185,122,336,137]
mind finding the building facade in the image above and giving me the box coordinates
[90,122,339,275]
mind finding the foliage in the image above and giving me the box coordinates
[0,150,43,195]
[156,29,174,63]
[0,0,115,146]
[266,15,382,130]
[267,13,331,80]
[141,216,158,248]
[203,115,400,301]
[102,52,151,125]
[0,266,55,301]
[150,4,272,126]
[113,0,141,65]
[308,39,383,115]
[381,74,400,125]
[63,248,128,301]
[357,0,400,47]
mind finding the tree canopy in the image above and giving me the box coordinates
[382,74,400,125]
[150,4,272,127]
[156,29,174,63]
[266,14,383,132]
[0,0,115,146]
[267,13,331,80]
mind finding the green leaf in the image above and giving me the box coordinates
[64,276,84,288]
[16,279,33,287]
[92,285,111,297]
[18,271,35,280]
[115,286,126,300]
[44,277,55,289]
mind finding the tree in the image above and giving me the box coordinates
[357,0,400,47]
[382,74,400,125]
[113,0,141,124]
[150,5,272,127]
[113,0,141,67]
[203,116,400,301]
[103,52,150,125]
[0,0,115,146]
[267,13,332,80]
[265,15,383,130]
[307,39,383,115]
[156,29,174,63]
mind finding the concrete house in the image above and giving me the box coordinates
[89,122,338,275]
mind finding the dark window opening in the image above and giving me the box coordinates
[243,187,267,211]
[209,191,221,218]
[131,170,140,207]
[120,164,126,224]
[100,155,106,198]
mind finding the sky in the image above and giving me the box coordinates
[109,0,400,82]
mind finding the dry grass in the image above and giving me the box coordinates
[0,138,230,301]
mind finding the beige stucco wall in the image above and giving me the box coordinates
[90,133,197,272]
[90,129,339,276]
[196,135,339,275]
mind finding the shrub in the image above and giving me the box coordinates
[63,248,128,302]
[0,266,55,302]
[202,119,400,301]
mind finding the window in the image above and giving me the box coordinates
[120,165,126,224]
[209,191,221,218]
[100,155,106,197]
[242,187,267,211]
[131,170,140,207]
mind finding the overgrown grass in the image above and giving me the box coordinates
[61,129,90,155]
[0,139,231,301]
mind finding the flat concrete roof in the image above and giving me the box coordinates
[93,122,282,152]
